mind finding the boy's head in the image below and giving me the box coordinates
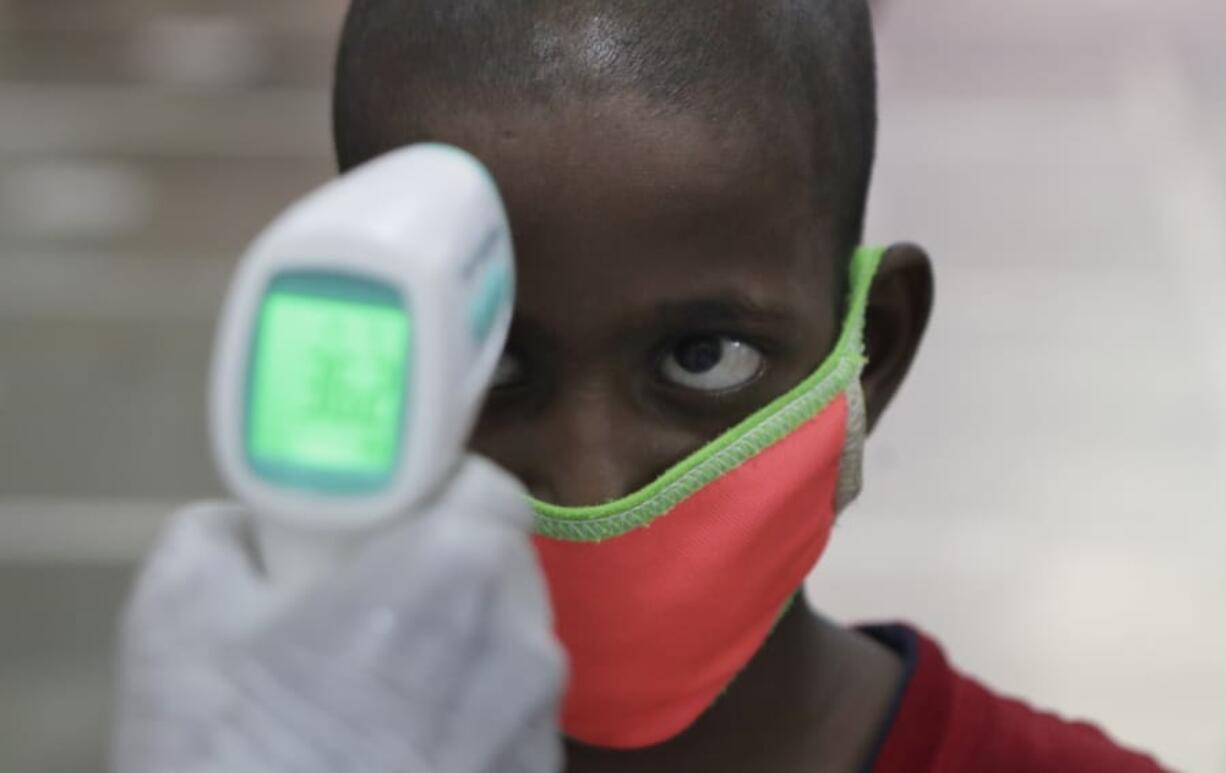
[332,0,932,507]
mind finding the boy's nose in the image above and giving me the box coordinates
[516,389,689,508]
[527,456,647,508]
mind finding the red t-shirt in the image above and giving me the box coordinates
[858,625,1172,773]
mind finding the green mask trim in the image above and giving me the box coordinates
[531,246,885,542]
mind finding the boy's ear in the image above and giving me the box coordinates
[862,243,934,432]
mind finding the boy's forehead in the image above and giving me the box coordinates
[334,0,874,302]
[404,94,807,202]
[397,94,841,340]
[379,93,842,344]
[450,98,825,275]
[413,93,833,253]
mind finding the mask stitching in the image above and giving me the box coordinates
[533,356,864,541]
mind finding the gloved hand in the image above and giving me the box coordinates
[112,456,566,773]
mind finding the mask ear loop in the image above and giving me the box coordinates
[832,245,882,515]
[835,376,867,513]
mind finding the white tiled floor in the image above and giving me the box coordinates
[1,1,1223,771]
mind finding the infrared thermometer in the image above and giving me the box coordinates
[209,144,515,586]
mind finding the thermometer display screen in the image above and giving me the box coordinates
[245,272,410,493]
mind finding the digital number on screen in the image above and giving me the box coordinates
[246,286,410,486]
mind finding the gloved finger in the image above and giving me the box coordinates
[121,502,278,649]
[281,452,539,640]
[433,541,566,773]
[243,484,552,738]
[258,502,513,676]
[426,454,536,532]
[226,552,504,765]
[239,525,563,773]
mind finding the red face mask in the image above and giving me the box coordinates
[528,247,882,749]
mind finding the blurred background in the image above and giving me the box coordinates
[0,0,1222,770]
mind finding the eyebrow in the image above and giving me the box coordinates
[649,294,799,332]
[505,292,802,355]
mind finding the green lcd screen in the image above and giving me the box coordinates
[245,272,410,494]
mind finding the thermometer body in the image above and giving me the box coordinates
[210,144,515,585]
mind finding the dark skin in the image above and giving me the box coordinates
[354,93,933,772]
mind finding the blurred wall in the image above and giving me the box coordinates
[0,1,1223,771]
[0,1,340,510]
[0,3,347,770]
[815,3,1226,771]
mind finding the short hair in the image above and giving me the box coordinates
[333,0,877,258]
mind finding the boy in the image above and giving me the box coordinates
[115,1,1170,771]
[329,1,1169,770]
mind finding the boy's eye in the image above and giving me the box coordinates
[491,351,527,389]
[660,335,765,393]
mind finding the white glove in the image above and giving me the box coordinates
[113,456,566,773]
